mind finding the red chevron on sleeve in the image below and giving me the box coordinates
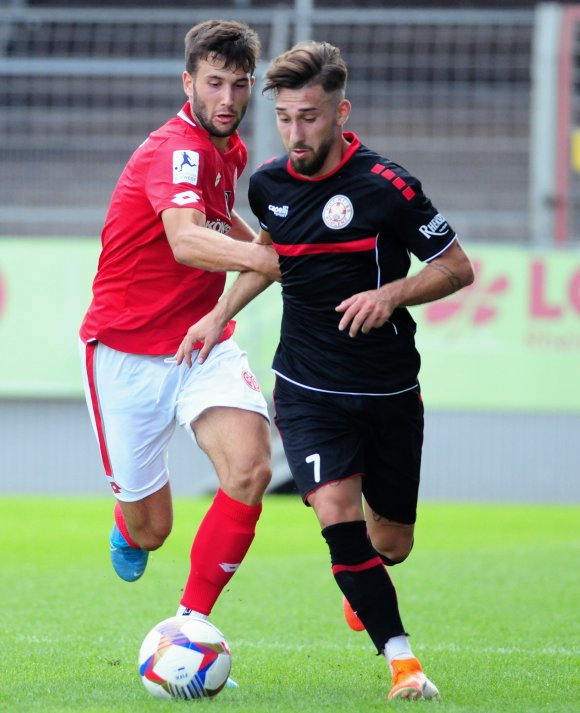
[370,163,416,201]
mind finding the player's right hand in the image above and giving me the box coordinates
[259,244,281,283]
[174,311,226,367]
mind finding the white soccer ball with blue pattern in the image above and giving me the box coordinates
[138,616,232,699]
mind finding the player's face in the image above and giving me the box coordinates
[274,85,350,177]
[183,56,254,145]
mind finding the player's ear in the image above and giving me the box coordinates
[250,75,256,89]
[183,71,193,99]
[337,98,351,127]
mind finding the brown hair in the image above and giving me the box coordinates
[184,20,261,76]
[263,41,347,96]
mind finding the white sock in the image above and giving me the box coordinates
[176,604,208,619]
[384,635,414,672]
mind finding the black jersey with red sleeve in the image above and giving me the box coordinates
[248,132,457,395]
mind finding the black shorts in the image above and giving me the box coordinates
[273,377,424,524]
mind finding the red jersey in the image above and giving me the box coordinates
[80,102,245,354]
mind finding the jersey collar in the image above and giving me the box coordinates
[286,132,361,182]
[177,102,197,129]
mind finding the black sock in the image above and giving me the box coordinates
[322,520,407,653]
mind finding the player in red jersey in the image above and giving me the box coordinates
[79,20,280,628]
[175,41,474,701]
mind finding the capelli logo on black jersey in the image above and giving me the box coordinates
[418,213,449,239]
[268,204,289,218]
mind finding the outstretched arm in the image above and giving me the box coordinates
[336,239,474,338]
[162,207,280,280]
[175,230,277,366]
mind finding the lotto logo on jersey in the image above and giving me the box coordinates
[173,149,199,185]
[172,190,201,206]
[322,194,354,230]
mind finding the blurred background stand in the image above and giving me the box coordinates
[0,0,578,501]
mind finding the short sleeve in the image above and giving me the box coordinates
[248,172,269,231]
[145,139,208,215]
[388,174,456,262]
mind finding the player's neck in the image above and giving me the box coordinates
[339,134,351,160]
[312,135,352,178]
[210,137,229,152]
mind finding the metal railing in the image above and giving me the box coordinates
[0,5,536,242]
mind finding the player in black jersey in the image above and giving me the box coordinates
[176,41,474,702]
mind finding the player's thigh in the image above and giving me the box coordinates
[176,339,271,503]
[362,389,424,527]
[80,340,177,501]
[177,339,269,432]
[192,406,271,503]
[273,377,365,513]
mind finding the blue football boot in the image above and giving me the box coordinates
[109,523,149,582]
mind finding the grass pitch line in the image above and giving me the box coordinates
[234,640,369,652]
[234,640,580,658]
[429,642,580,657]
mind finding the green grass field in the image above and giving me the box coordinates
[1,497,578,713]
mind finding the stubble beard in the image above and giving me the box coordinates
[192,95,247,138]
[289,136,334,177]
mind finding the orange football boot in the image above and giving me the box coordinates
[388,657,440,701]
[342,595,365,632]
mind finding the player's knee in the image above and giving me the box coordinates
[224,458,272,504]
[379,547,410,566]
[307,478,364,528]
[371,536,413,566]
[253,458,272,492]
[310,499,363,529]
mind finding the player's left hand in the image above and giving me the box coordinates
[335,289,396,338]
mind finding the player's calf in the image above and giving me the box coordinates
[322,520,407,652]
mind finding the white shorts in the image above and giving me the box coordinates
[79,338,269,502]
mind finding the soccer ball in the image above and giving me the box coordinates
[138,616,232,699]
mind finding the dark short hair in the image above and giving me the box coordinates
[184,20,261,76]
[263,41,347,96]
